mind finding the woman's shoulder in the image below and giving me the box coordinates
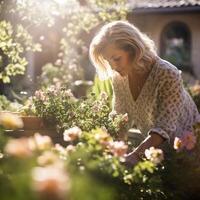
[156,57,182,81]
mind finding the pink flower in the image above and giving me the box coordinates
[63,126,82,142]
[35,90,46,101]
[173,131,197,151]
[37,151,59,166]
[108,141,128,157]
[182,131,197,150]
[94,129,112,148]
[31,165,70,200]
[29,133,52,151]
[4,138,32,158]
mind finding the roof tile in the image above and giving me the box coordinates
[129,0,200,9]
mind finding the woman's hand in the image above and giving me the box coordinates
[125,151,141,167]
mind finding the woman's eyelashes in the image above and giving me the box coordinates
[112,57,121,62]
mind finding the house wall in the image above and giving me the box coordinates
[129,12,200,79]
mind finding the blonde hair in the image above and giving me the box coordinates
[89,20,157,79]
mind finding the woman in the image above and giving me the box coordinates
[89,20,200,166]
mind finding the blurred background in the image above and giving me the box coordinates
[0,0,199,102]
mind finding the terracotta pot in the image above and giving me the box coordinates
[21,116,47,130]
[0,112,53,130]
[1,112,62,144]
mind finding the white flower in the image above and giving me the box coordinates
[63,126,82,142]
[173,137,183,150]
[145,147,164,165]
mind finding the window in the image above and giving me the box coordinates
[160,22,192,73]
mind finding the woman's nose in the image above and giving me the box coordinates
[110,62,119,70]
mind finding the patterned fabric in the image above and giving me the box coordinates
[112,57,200,143]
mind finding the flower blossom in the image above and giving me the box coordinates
[63,89,75,98]
[121,113,129,123]
[4,137,32,158]
[29,133,52,151]
[63,126,82,142]
[108,110,117,120]
[173,131,196,151]
[173,137,183,151]
[37,151,59,166]
[190,83,200,95]
[35,90,46,101]
[100,91,108,101]
[145,147,164,165]
[0,112,23,130]
[31,165,70,200]
[91,102,101,113]
[66,145,76,154]
[108,141,128,157]
[182,131,196,150]
[94,129,112,147]
[54,143,76,157]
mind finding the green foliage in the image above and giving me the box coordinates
[90,75,113,106]
[28,86,127,137]
[159,123,200,199]
[1,113,200,199]
[11,0,128,88]
[0,20,41,83]
[0,121,162,200]
[62,127,163,200]
[0,95,22,112]
[38,63,83,89]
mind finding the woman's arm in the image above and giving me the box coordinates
[125,132,165,166]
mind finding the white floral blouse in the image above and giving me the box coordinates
[112,57,200,143]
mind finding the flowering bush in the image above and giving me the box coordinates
[25,86,128,138]
[159,122,200,199]
[1,108,200,199]
[0,112,163,200]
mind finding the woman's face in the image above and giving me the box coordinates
[103,43,133,76]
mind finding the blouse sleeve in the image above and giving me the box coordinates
[148,68,185,142]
